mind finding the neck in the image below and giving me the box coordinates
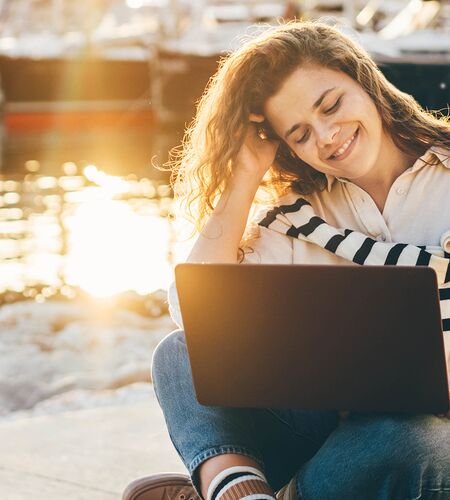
[351,134,417,212]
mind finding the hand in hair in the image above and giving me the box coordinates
[232,114,280,186]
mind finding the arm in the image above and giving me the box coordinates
[168,114,280,328]
[186,171,262,264]
[168,211,294,329]
[186,114,279,264]
[167,175,261,329]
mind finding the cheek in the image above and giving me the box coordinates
[291,141,308,157]
[360,103,383,147]
[293,143,319,166]
[355,95,380,128]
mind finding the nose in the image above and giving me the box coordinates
[316,123,340,149]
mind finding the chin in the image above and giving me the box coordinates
[345,163,374,180]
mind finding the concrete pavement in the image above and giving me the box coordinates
[0,392,186,500]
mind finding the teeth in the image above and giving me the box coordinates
[331,133,356,159]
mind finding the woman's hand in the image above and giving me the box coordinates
[232,113,280,185]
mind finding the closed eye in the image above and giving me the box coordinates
[295,95,343,144]
[324,96,342,114]
[296,132,309,144]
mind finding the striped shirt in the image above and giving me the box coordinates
[168,145,450,373]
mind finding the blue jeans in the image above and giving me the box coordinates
[151,329,450,499]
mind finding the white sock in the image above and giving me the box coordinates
[206,465,275,500]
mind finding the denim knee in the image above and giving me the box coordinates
[151,329,186,388]
[377,415,450,498]
[296,414,450,500]
[362,415,450,499]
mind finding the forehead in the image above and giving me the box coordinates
[264,65,355,129]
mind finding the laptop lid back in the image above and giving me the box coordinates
[175,263,449,414]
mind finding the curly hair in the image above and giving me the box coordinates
[169,20,450,237]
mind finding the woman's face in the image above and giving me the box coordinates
[264,64,386,181]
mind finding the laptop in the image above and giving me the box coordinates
[174,263,449,414]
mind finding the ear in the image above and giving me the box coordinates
[249,113,265,123]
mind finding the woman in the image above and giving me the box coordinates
[124,21,450,500]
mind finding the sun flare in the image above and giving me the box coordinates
[64,169,172,297]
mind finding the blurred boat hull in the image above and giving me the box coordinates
[0,55,155,132]
[154,48,450,125]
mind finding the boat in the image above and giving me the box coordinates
[0,0,175,133]
[151,0,449,125]
[152,0,294,124]
[0,0,448,133]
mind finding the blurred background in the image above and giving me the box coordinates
[0,0,449,305]
[0,1,448,498]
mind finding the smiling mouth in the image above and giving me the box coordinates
[328,128,359,160]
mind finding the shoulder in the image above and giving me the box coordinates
[240,193,302,262]
[253,190,313,222]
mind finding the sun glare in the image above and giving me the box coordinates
[64,168,172,297]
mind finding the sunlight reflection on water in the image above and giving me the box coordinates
[0,162,185,300]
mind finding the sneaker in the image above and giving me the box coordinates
[122,472,201,500]
[275,475,298,500]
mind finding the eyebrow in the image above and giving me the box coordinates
[284,86,337,140]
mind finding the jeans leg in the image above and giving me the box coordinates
[295,412,450,500]
[151,329,339,495]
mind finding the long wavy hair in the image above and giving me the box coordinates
[169,20,450,237]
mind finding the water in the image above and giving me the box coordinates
[0,124,189,305]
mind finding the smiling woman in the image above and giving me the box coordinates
[125,20,450,500]
[171,21,450,235]
[263,64,418,211]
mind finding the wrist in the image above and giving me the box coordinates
[228,169,263,196]
[212,176,258,220]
